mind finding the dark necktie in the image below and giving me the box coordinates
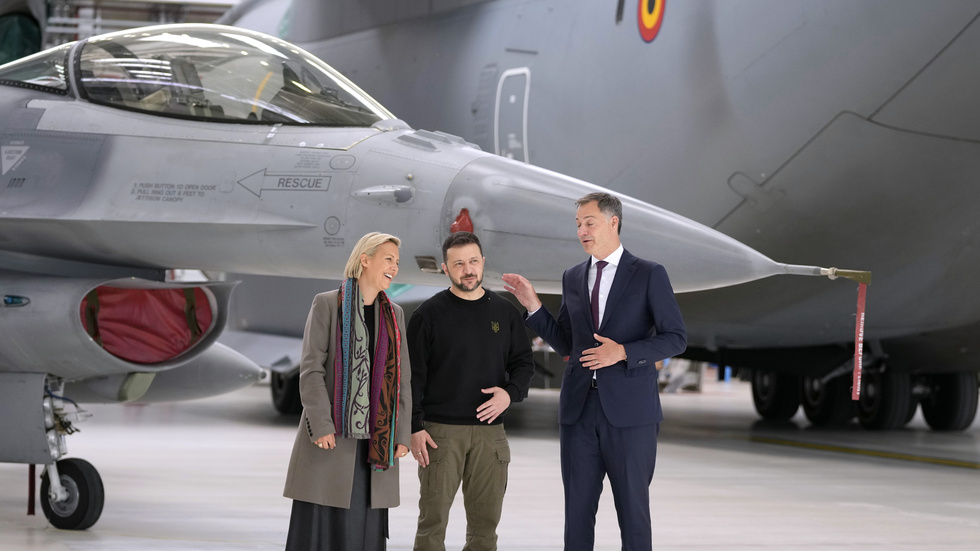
[591,260,607,328]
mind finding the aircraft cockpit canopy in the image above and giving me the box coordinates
[0,42,72,91]
[0,24,394,126]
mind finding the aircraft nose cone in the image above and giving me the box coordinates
[442,155,785,293]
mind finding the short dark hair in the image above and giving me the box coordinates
[442,231,484,262]
[576,192,623,235]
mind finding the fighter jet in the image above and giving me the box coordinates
[222,0,980,432]
[0,23,853,529]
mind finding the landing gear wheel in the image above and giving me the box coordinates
[857,368,911,430]
[751,370,800,420]
[801,375,855,426]
[271,370,302,414]
[920,372,978,431]
[40,458,104,530]
[903,396,919,426]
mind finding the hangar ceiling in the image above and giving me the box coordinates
[44,0,235,47]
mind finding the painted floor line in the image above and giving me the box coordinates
[750,436,980,470]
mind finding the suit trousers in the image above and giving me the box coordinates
[414,423,511,551]
[560,387,659,551]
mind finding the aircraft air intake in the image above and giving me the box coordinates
[79,286,215,364]
[0,274,236,379]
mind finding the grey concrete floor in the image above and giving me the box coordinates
[2,372,978,550]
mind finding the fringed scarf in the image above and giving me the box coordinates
[333,278,401,471]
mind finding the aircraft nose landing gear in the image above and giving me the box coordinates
[40,457,104,530]
[33,378,104,530]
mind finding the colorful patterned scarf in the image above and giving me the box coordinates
[333,278,401,470]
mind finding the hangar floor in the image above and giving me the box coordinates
[2,370,978,550]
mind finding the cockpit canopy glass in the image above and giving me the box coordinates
[75,25,392,125]
[0,43,72,92]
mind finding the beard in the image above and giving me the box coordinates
[451,273,483,293]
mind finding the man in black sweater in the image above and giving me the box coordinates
[408,231,534,551]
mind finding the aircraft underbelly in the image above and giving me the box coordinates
[683,113,980,348]
[871,10,980,142]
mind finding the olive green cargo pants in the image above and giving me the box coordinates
[414,422,511,551]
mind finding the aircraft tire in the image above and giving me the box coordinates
[857,368,911,430]
[751,370,800,420]
[801,375,855,426]
[39,458,104,530]
[271,370,302,415]
[903,396,919,426]
[920,372,978,431]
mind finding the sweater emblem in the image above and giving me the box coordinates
[491,321,500,333]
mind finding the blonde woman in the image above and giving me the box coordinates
[284,232,412,550]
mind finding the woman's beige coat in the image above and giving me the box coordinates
[282,290,412,509]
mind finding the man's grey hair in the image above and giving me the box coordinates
[576,192,623,235]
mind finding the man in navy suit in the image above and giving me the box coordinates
[503,192,686,551]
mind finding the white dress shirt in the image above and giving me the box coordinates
[524,244,624,330]
[589,245,624,327]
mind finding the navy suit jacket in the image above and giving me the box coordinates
[526,249,687,427]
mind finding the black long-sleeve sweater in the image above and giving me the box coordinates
[408,289,534,433]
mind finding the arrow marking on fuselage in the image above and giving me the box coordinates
[1,145,29,175]
[237,169,332,197]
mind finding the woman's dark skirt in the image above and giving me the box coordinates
[284,439,388,551]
